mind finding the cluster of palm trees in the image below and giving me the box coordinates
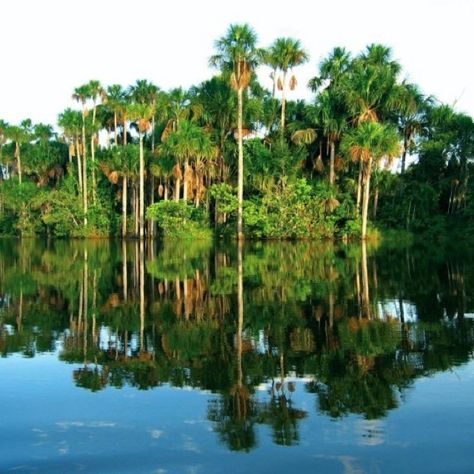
[1,23,472,240]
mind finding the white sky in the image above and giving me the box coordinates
[1,0,473,127]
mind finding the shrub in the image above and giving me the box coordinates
[146,200,212,239]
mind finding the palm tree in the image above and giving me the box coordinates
[190,76,236,184]
[341,121,400,239]
[389,81,425,173]
[210,23,260,240]
[266,37,308,131]
[106,84,126,147]
[6,120,31,184]
[128,103,153,239]
[72,85,90,226]
[308,47,351,184]
[163,120,216,204]
[84,80,106,204]
[345,44,400,124]
[58,108,83,194]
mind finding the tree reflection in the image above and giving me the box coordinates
[1,238,474,449]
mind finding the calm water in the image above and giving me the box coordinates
[0,238,473,473]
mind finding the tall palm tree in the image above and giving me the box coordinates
[341,121,400,239]
[85,80,106,204]
[389,81,425,173]
[266,37,308,131]
[128,103,153,239]
[58,108,83,194]
[210,23,260,240]
[345,44,400,124]
[106,84,126,147]
[72,85,90,226]
[6,120,31,184]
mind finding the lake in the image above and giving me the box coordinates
[0,238,473,473]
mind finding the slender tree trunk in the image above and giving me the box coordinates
[164,178,169,201]
[400,130,410,174]
[139,133,145,239]
[174,177,181,202]
[361,157,373,239]
[91,137,96,205]
[91,104,97,205]
[329,140,335,185]
[356,161,363,212]
[271,68,277,98]
[280,71,287,131]
[134,184,139,238]
[75,136,83,195]
[114,112,118,147]
[373,186,379,219]
[123,117,127,146]
[16,143,21,184]
[82,114,88,227]
[149,175,155,238]
[237,87,244,241]
[122,176,127,238]
[183,158,189,202]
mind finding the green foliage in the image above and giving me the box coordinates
[146,200,212,239]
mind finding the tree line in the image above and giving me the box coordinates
[0,23,473,240]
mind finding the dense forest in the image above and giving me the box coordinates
[0,24,473,240]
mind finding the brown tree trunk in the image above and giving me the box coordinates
[356,161,363,212]
[329,140,335,185]
[237,87,244,241]
[75,136,83,195]
[139,133,145,239]
[361,156,373,240]
[280,71,287,131]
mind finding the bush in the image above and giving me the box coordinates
[146,200,212,239]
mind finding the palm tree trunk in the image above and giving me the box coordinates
[356,161,363,211]
[122,175,127,238]
[361,157,373,239]
[91,104,97,205]
[75,135,83,195]
[174,177,180,202]
[149,175,155,238]
[16,143,22,184]
[401,130,409,174]
[373,186,379,219]
[164,178,169,201]
[183,158,189,202]
[91,136,96,205]
[237,87,244,241]
[280,72,287,131]
[82,115,88,226]
[114,112,118,147]
[139,133,145,239]
[329,140,335,185]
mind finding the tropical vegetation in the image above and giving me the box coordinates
[0,25,473,240]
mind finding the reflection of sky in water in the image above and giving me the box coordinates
[1,351,474,473]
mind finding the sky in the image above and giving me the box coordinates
[1,0,473,127]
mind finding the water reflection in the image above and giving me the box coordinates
[0,238,474,451]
